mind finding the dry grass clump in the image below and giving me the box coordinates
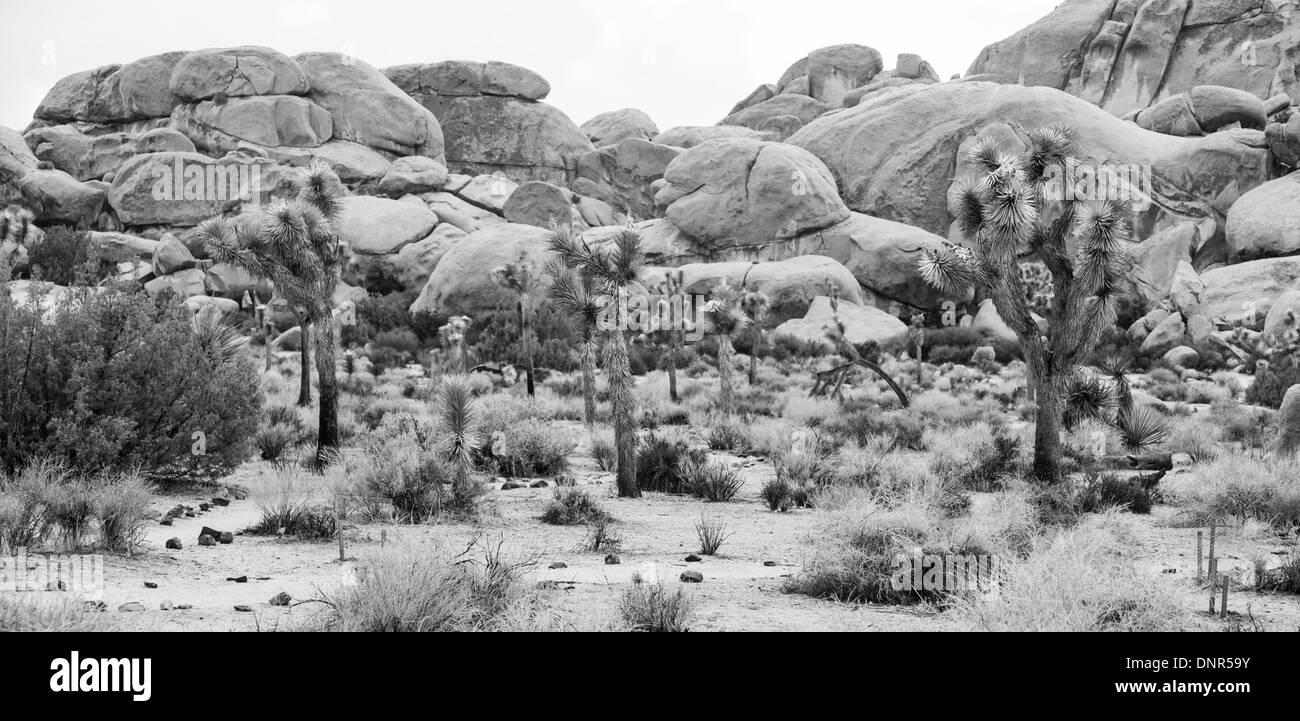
[249,468,338,539]
[1161,453,1300,529]
[540,487,610,526]
[0,595,120,631]
[619,580,696,632]
[0,459,152,553]
[310,540,531,632]
[949,512,1188,631]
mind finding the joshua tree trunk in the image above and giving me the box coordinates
[604,331,640,498]
[264,320,274,372]
[718,335,735,415]
[297,314,312,407]
[312,306,340,464]
[747,344,759,386]
[1031,365,1063,483]
[666,338,680,403]
[520,296,536,398]
[581,333,597,427]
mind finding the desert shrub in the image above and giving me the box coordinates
[636,432,707,493]
[950,514,1187,631]
[93,472,152,553]
[312,542,528,632]
[681,460,744,502]
[543,374,583,397]
[590,433,616,472]
[353,432,457,523]
[0,283,261,480]
[1076,472,1155,515]
[705,418,749,451]
[619,581,696,632]
[885,326,1021,364]
[463,308,579,372]
[761,477,794,511]
[1162,454,1300,528]
[580,517,622,552]
[485,418,572,478]
[821,409,926,452]
[24,226,108,286]
[695,515,733,555]
[0,459,151,553]
[541,487,610,526]
[784,500,948,604]
[1215,402,1273,450]
[0,595,119,632]
[927,425,1019,492]
[1162,413,1221,462]
[1257,552,1300,594]
[1246,349,1300,409]
[254,424,298,462]
[250,469,338,539]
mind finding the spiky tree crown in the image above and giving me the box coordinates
[919,124,1135,372]
[544,224,644,335]
[195,162,345,318]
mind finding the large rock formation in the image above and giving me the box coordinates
[384,61,590,184]
[298,52,445,161]
[968,0,1300,115]
[1226,172,1300,261]
[654,137,849,250]
[107,151,306,227]
[786,81,1271,256]
[410,222,552,317]
[640,255,864,325]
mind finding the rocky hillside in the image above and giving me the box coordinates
[2,3,1299,360]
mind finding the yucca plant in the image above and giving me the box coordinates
[490,255,537,397]
[190,303,249,364]
[702,284,751,416]
[434,376,480,500]
[919,125,1134,481]
[196,162,346,465]
[547,225,644,497]
[1064,358,1169,454]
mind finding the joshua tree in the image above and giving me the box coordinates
[544,251,599,426]
[702,284,751,416]
[437,316,471,373]
[918,125,1134,482]
[740,288,770,386]
[491,254,537,397]
[196,162,346,465]
[907,313,926,386]
[547,225,643,498]
[648,270,687,404]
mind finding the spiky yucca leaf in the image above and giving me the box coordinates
[968,138,1007,175]
[1063,374,1115,430]
[297,161,344,223]
[546,261,603,331]
[950,178,986,240]
[190,304,249,364]
[1116,406,1171,453]
[917,244,976,295]
[1020,123,1077,183]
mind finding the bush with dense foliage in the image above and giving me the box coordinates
[0,283,261,479]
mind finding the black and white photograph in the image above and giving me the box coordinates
[0,0,1296,704]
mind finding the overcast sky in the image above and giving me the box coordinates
[0,0,1060,131]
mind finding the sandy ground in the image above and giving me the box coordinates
[77,438,1300,633]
